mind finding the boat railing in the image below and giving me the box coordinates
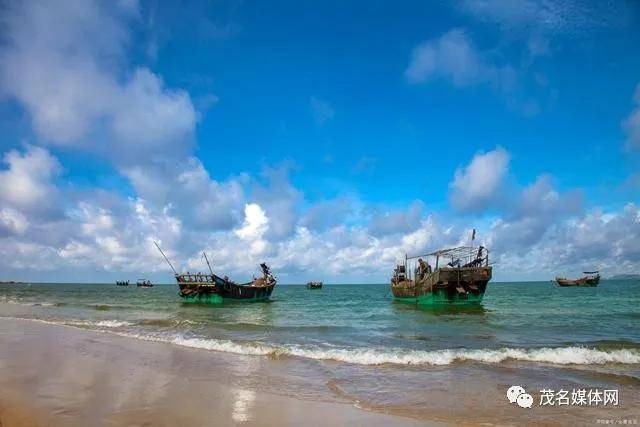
[401,245,489,282]
[177,273,217,283]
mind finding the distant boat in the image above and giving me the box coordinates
[116,280,129,286]
[136,279,153,288]
[391,245,492,305]
[154,242,276,303]
[555,271,600,287]
[306,281,323,289]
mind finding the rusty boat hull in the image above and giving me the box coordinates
[392,266,492,305]
[555,275,600,287]
[176,263,276,304]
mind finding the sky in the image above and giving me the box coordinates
[0,0,639,283]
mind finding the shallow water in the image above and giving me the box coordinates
[1,281,639,366]
[2,280,639,419]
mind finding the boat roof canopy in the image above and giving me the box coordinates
[583,271,599,274]
[407,245,487,261]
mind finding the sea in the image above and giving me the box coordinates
[1,280,639,420]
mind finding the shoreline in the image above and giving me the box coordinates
[0,317,429,426]
[0,317,638,425]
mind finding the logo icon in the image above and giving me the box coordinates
[507,385,533,409]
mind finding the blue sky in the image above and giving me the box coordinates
[0,0,639,283]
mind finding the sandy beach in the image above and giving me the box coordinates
[0,318,427,426]
[1,316,638,426]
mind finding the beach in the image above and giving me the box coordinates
[1,282,639,426]
[0,318,427,426]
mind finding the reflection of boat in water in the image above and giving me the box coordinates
[555,271,600,287]
[306,281,323,289]
[154,242,276,304]
[136,279,153,288]
[116,280,129,286]
[391,245,492,306]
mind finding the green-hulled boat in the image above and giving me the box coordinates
[154,242,277,303]
[391,245,492,306]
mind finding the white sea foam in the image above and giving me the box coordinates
[61,319,133,328]
[5,317,640,367]
[94,320,132,328]
[122,332,640,366]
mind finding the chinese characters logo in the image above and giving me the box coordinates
[507,386,619,409]
[507,385,534,408]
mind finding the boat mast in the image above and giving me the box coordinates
[203,252,214,275]
[153,241,178,276]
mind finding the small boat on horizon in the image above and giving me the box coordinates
[154,242,276,303]
[391,244,492,306]
[136,279,153,288]
[555,271,600,287]
[116,280,129,286]
[306,281,323,289]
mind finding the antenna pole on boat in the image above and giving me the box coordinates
[153,241,178,276]
[203,252,214,275]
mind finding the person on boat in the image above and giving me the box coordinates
[417,258,432,278]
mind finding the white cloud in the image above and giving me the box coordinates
[301,197,354,232]
[0,1,637,282]
[450,147,510,212]
[0,149,636,282]
[111,68,196,155]
[236,204,269,241]
[0,0,196,162]
[369,201,425,237]
[493,204,640,277]
[0,145,61,214]
[623,83,640,151]
[0,208,29,235]
[405,29,515,90]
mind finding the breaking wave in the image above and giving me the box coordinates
[124,333,640,366]
[5,317,640,367]
[94,320,133,328]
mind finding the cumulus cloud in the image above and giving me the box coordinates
[450,147,510,212]
[0,1,637,283]
[301,197,354,232]
[0,145,61,216]
[0,0,196,162]
[123,157,245,231]
[369,201,425,237]
[0,208,29,236]
[0,0,234,234]
[250,163,302,240]
[494,204,640,277]
[405,29,515,91]
[488,175,582,253]
[623,83,640,151]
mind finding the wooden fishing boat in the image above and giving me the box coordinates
[391,245,492,305]
[136,279,153,288]
[154,242,276,303]
[306,281,323,289]
[555,271,600,287]
[116,280,129,286]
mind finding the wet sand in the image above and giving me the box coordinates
[0,318,426,426]
[0,318,638,426]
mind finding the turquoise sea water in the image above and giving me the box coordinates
[1,280,639,367]
[2,280,640,417]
